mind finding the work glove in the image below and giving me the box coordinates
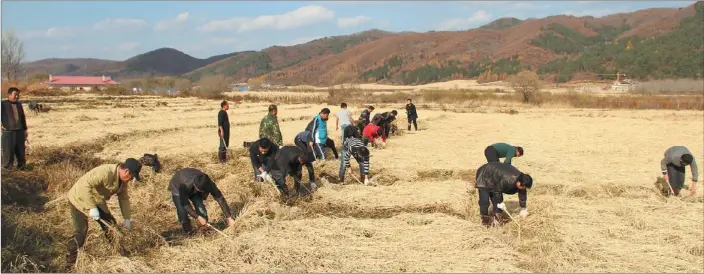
[89,207,100,220]
[122,219,132,230]
[520,208,529,218]
[364,177,371,185]
[496,203,507,211]
[259,171,268,180]
[264,174,273,183]
[310,181,318,190]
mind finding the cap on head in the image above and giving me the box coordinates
[518,174,533,189]
[123,158,143,181]
[682,154,694,165]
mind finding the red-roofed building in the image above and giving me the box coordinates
[47,74,120,91]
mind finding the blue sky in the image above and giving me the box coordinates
[1,1,696,62]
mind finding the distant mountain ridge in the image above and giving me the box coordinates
[22,1,704,85]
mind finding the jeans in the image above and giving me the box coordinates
[172,194,208,231]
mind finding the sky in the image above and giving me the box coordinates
[1,1,697,62]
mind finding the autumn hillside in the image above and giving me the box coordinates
[21,2,704,86]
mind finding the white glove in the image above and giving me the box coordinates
[279,146,283,149]
[89,207,100,220]
[364,177,370,185]
[264,174,273,182]
[496,203,507,211]
[122,219,132,229]
[520,208,528,218]
[310,181,318,189]
[259,171,268,180]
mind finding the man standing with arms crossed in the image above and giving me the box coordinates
[1,87,29,170]
[218,100,230,164]
[260,104,283,147]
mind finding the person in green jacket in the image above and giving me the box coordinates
[484,143,523,165]
[259,104,283,147]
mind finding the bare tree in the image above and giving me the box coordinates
[1,30,26,81]
[508,70,542,104]
[197,75,231,98]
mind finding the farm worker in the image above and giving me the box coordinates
[305,108,331,160]
[294,131,341,187]
[371,110,398,143]
[336,102,355,143]
[266,145,315,200]
[249,138,279,182]
[218,100,230,164]
[339,135,372,185]
[259,104,283,147]
[356,105,375,135]
[344,123,361,140]
[65,158,142,270]
[168,168,236,235]
[362,123,382,147]
[484,143,523,165]
[661,146,698,196]
[138,153,161,173]
[1,87,29,170]
[405,98,419,131]
[474,162,533,227]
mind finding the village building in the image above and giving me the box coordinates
[47,74,120,91]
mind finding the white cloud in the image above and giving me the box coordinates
[154,12,190,31]
[512,3,552,10]
[337,16,372,28]
[437,10,492,31]
[116,42,140,51]
[564,9,614,17]
[199,5,335,33]
[93,18,148,31]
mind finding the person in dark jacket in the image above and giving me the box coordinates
[660,146,698,196]
[371,110,397,143]
[405,99,418,131]
[168,168,236,235]
[484,143,523,165]
[356,106,375,136]
[217,100,230,164]
[249,138,279,182]
[266,146,314,200]
[475,162,533,227]
[1,87,28,170]
[293,131,340,188]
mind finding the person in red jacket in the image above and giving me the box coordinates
[362,123,383,147]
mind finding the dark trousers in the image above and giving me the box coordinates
[271,170,303,197]
[2,130,26,169]
[484,146,500,163]
[294,137,316,182]
[666,163,686,196]
[218,133,230,163]
[407,117,417,131]
[478,189,503,216]
[172,194,208,232]
[66,203,117,266]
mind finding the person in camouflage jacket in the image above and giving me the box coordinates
[259,104,283,146]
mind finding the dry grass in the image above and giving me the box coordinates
[1,93,703,273]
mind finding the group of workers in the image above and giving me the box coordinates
[0,87,699,271]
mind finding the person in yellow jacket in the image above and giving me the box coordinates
[65,158,142,271]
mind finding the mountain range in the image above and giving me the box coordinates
[23,1,704,86]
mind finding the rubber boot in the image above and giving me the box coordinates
[481,215,494,227]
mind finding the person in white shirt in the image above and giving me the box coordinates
[336,102,354,143]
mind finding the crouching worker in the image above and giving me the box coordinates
[267,146,315,201]
[66,158,142,270]
[475,162,533,227]
[168,168,235,235]
[661,146,698,196]
[339,135,372,185]
[249,138,279,182]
